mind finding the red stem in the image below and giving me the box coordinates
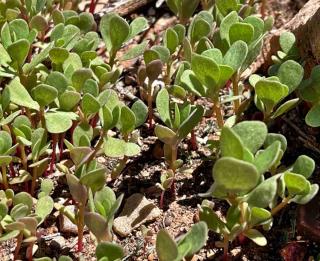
[70,121,77,145]
[59,133,65,159]
[49,134,57,175]
[160,191,165,209]
[170,180,176,198]
[90,114,99,128]
[89,0,97,13]
[9,162,15,177]
[190,130,198,150]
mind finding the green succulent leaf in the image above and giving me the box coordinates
[191,53,220,89]
[213,157,260,195]
[80,168,106,193]
[284,172,310,196]
[243,229,267,246]
[177,222,208,258]
[216,0,238,16]
[156,230,178,261]
[276,60,304,93]
[128,17,149,40]
[177,105,204,140]
[292,155,315,179]
[255,79,289,114]
[104,137,140,158]
[6,78,39,111]
[31,84,58,107]
[156,88,172,127]
[220,126,244,160]
[35,196,54,221]
[7,39,30,67]
[100,13,130,53]
[119,41,148,61]
[131,99,148,128]
[96,242,124,261]
[45,111,78,134]
[305,103,320,127]
[224,40,248,72]
[232,121,268,154]
[229,22,254,44]
[66,174,88,205]
[271,98,299,119]
[180,70,206,97]
[81,93,101,116]
[155,125,177,145]
[254,141,281,174]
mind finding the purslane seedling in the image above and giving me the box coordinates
[199,121,318,260]
[155,88,204,207]
[156,221,208,261]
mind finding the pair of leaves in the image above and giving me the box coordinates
[156,221,207,261]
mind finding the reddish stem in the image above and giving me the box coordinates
[89,0,97,13]
[90,114,99,129]
[170,180,176,199]
[9,162,15,177]
[26,244,33,261]
[70,121,77,145]
[190,130,198,150]
[238,233,246,245]
[49,134,57,175]
[77,204,85,252]
[59,133,65,159]
[160,191,165,209]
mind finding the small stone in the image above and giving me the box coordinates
[148,253,155,261]
[163,216,172,227]
[59,205,78,235]
[50,236,66,249]
[113,193,161,237]
[148,7,156,16]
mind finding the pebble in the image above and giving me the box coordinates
[59,205,78,235]
[50,236,66,250]
[113,193,161,237]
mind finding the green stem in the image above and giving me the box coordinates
[212,97,224,129]
[164,61,172,85]
[109,51,117,68]
[232,74,240,113]
[19,144,27,170]
[170,145,178,197]
[222,233,229,261]
[40,107,46,129]
[30,166,38,196]
[271,196,291,216]
[25,108,34,128]
[147,81,154,129]
[1,165,8,190]
[82,130,106,166]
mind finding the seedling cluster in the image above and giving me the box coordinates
[0,0,318,260]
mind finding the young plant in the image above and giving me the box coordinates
[84,187,123,242]
[249,59,304,122]
[156,221,208,261]
[138,59,163,129]
[165,0,200,24]
[155,88,204,207]
[0,181,53,260]
[103,99,148,179]
[99,13,149,67]
[199,121,318,260]
[298,65,320,127]
[269,32,300,74]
